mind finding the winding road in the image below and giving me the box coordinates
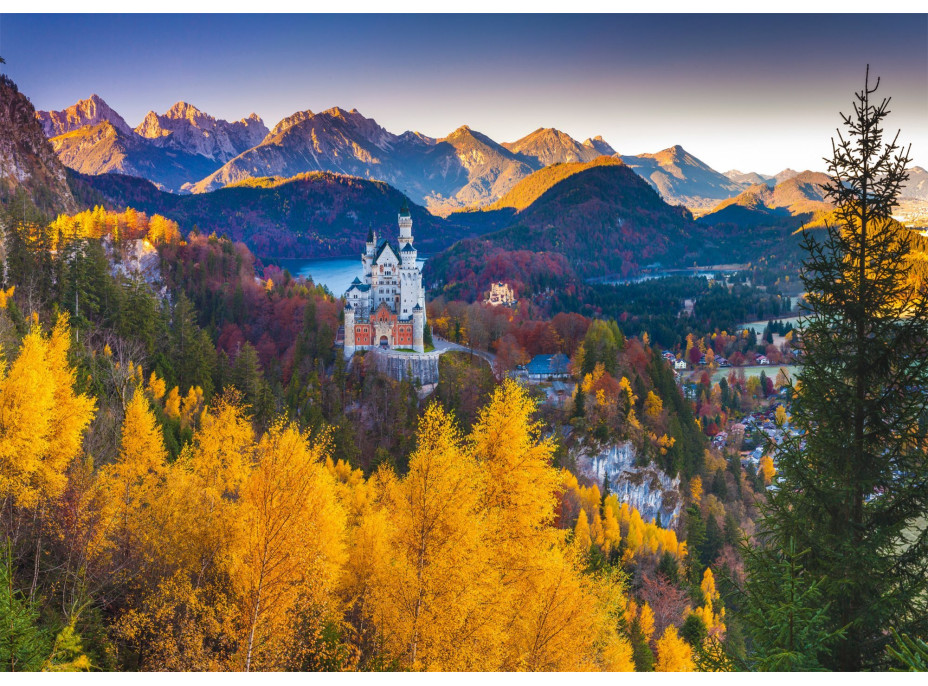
[432,336,498,374]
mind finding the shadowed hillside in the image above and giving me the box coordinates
[426,162,701,297]
[484,156,624,211]
[69,170,473,258]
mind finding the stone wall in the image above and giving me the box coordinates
[370,348,440,387]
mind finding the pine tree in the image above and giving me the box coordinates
[0,544,48,671]
[750,68,928,670]
[740,539,843,671]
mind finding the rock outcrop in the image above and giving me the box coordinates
[0,74,77,214]
[577,442,683,527]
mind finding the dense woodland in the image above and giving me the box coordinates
[0,200,748,672]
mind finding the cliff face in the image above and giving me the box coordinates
[0,74,77,214]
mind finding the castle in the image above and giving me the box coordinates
[485,281,516,306]
[343,202,426,357]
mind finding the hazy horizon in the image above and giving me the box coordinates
[2,13,926,174]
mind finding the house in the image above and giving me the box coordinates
[526,353,570,381]
[756,355,770,365]
[673,359,687,370]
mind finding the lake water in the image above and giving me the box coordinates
[269,256,427,296]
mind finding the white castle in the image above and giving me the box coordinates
[343,201,425,357]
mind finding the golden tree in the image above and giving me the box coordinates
[0,315,95,509]
[235,422,346,671]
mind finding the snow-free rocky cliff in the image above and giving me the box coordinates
[576,442,683,527]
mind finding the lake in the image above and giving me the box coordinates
[591,267,744,286]
[268,256,427,296]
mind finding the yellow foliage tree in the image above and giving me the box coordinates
[775,404,787,426]
[0,315,96,508]
[235,422,346,671]
[369,403,495,671]
[655,626,696,672]
[639,602,655,642]
[147,372,166,401]
[164,387,181,420]
[574,509,592,552]
[643,390,663,418]
[469,380,560,555]
[759,455,776,485]
[0,285,15,309]
[690,475,703,504]
[98,390,168,569]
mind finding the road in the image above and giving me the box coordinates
[432,336,498,375]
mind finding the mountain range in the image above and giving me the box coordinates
[37,96,269,192]
[7,75,926,294]
[36,94,847,214]
[699,170,834,227]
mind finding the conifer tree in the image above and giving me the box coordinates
[749,68,928,670]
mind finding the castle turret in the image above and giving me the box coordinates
[400,241,417,267]
[365,225,376,256]
[412,303,424,353]
[343,302,356,358]
[398,199,413,248]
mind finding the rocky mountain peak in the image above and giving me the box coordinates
[135,110,168,139]
[36,94,133,138]
[269,110,314,138]
[583,136,617,156]
[164,101,208,121]
[132,102,269,162]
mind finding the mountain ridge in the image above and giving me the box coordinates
[36,94,844,215]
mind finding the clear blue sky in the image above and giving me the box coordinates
[1,13,926,173]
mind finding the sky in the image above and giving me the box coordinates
[1,13,926,174]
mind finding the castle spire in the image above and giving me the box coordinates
[398,199,413,247]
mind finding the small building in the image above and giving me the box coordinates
[526,353,570,381]
[485,281,517,306]
[673,359,688,370]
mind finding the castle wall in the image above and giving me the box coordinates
[370,348,440,386]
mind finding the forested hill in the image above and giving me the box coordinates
[484,155,624,211]
[427,161,700,298]
[69,170,472,258]
[698,170,833,228]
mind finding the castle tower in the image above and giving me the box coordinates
[412,304,424,353]
[398,199,413,249]
[343,303,356,358]
[363,225,376,278]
